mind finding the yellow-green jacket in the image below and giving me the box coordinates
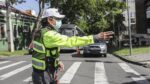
[32,28,94,70]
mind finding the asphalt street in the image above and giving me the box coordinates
[0,52,150,84]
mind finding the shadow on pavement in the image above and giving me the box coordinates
[60,50,76,53]
[122,78,150,84]
[72,53,104,58]
[125,72,148,78]
[84,60,121,63]
[71,53,121,63]
[122,73,150,84]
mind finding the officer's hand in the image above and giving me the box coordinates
[58,61,64,72]
[96,31,114,40]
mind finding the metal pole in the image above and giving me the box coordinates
[127,0,132,56]
[112,13,117,47]
[6,0,14,52]
[112,14,116,47]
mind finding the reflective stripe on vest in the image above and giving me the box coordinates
[33,41,45,53]
[32,57,46,70]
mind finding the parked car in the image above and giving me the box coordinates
[83,41,107,57]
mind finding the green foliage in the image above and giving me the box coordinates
[75,19,88,32]
[60,0,126,34]
[0,50,28,56]
[112,46,150,56]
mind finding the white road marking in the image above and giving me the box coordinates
[0,64,32,80]
[119,63,150,84]
[0,61,25,71]
[94,62,109,84]
[23,76,32,82]
[59,62,81,83]
[0,61,10,65]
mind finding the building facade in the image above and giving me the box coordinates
[145,0,150,34]
[135,0,146,34]
[0,1,36,51]
[119,0,136,35]
[120,0,150,35]
[136,0,150,34]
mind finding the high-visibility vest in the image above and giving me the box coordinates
[32,28,60,70]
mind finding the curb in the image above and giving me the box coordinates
[113,54,147,67]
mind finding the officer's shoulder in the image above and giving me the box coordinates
[44,30,59,36]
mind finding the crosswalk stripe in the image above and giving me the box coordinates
[0,61,25,71]
[0,61,10,65]
[0,64,32,80]
[119,63,150,84]
[95,62,109,84]
[59,62,81,83]
[23,76,32,82]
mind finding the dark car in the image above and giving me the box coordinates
[83,41,107,57]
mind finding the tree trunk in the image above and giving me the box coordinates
[31,0,45,41]
[6,0,14,52]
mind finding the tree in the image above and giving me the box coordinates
[31,0,46,41]
[105,0,126,47]
[60,0,126,34]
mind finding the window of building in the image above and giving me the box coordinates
[0,24,5,39]
[147,28,150,34]
[130,12,135,18]
[131,24,136,28]
[146,6,150,18]
[129,0,135,3]
[131,18,136,23]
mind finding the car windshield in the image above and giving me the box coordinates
[61,28,74,37]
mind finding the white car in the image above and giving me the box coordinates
[83,41,107,57]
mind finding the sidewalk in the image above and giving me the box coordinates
[114,53,150,67]
[126,54,150,63]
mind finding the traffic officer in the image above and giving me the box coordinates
[32,8,114,84]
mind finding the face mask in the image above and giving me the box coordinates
[54,20,62,31]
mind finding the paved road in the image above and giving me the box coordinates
[0,52,150,84]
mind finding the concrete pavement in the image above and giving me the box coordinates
[0,53,150,84]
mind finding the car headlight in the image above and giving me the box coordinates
[100,45,106,48]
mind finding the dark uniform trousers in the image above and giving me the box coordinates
[32,68,58,84]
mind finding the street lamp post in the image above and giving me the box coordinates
[127,0,132,56]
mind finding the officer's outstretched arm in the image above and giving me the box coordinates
[43,30,114,48]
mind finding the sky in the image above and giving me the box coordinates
[14,0,39,15]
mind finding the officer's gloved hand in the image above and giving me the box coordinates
[95,31,114,41]
[58,61,64,72]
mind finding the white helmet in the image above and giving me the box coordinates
[42,8,65,19]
